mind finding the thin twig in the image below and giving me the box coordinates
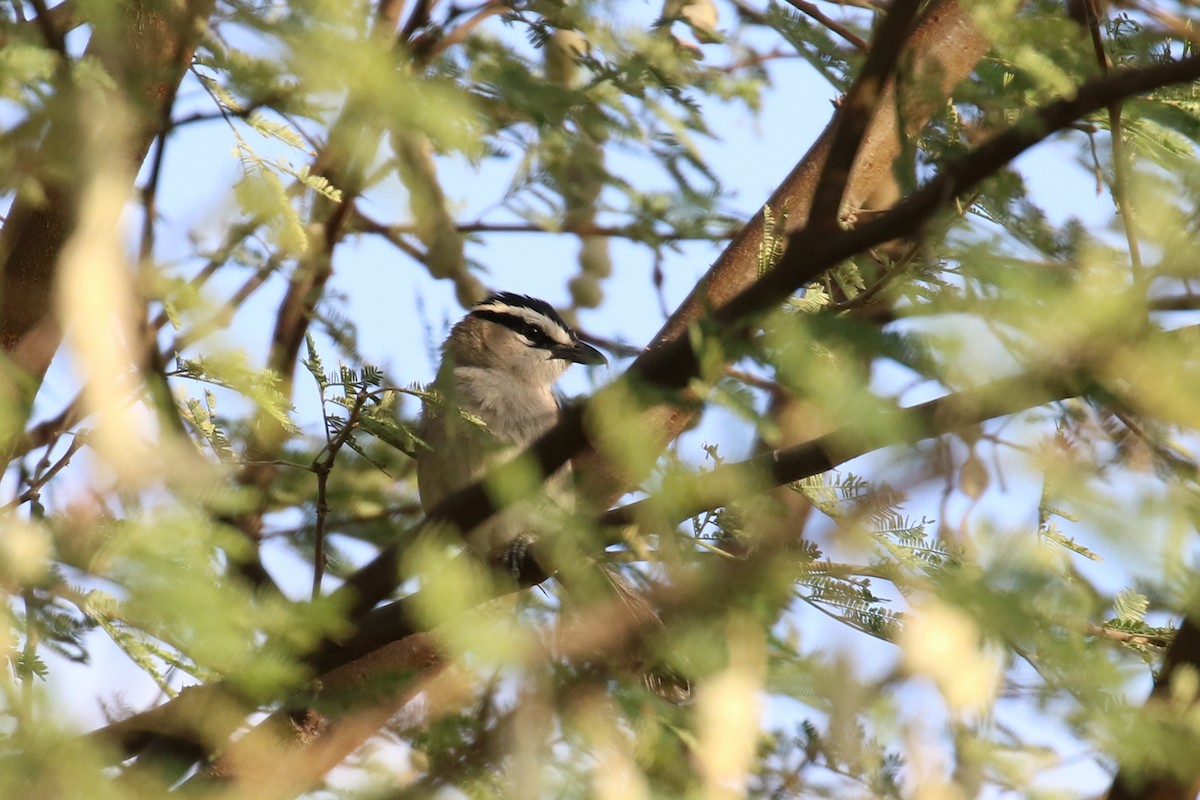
[263,502,424,539]
[139,128,170,267]
[829,237,923,311]
[1106,399,1199,477]
[353,212,739,244]
[340,48,1200,617]
[412,1,509,63]
[598,368,1095,530]
[311,387,372,598]
[164,257,280,353]
[782,0,870,50]
[808,560,903,582]
[724,366,784,393]
[712,48,804,74]
[1079,0,1144,279]
[830,190,980,314]
[571,329,645,359]
[0,1,78,48]
[2,432,87,512]
[1087,622,1173,649]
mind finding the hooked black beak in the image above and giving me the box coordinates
[556,339,608,366]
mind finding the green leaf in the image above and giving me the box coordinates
[1038,523,1102,561]
[1114,589,1149,623]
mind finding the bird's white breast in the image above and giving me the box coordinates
[416,365,569,558]
[452,366,560,445]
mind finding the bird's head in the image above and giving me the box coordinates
[444,292,607,385]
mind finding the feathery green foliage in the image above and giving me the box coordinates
[3,1,1200,798]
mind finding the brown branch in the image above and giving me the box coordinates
[598,369,1092,530]
[713,47,805,74]
[92,317,1200,766]
[7,431,85,510]
[411,1,509,63]
[0,1,77,49]
[0,0,217,461]
[1077,0,1144,279]
[808,0,922,232]
[566,0,995,510]
[322,359,1105,675]
[1107,616,1200,800]
[782,0,870,50]
[227,363,1121,789]
[369,47,1200,607]
[88,1,1200,775]
[137,75,185,267]
[353,214,739,244]
[1087,623,1173,650]
[26,0,67,57]
[13,392,87,461]
[311,388,371,598]
[82,351,1064,764]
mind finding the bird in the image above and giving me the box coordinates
[416,292,690,702]
[415,291,606,561]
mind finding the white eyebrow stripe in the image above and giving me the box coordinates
[472,301,573,345]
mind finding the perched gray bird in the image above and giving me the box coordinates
[416,292,605,560]
[417,292,689,702]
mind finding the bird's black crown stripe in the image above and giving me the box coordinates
[473,292,572,335]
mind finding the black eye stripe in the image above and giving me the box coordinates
[472,309,560,347]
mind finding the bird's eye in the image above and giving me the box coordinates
[520,323,542,341]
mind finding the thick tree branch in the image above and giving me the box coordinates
[200,364,1102,798]
[316,365,1097,672]
[597,372,1090,530]
[337,45,1200,619]
[81,354,1071,762]
[567,0,993,509]
[89,317,1199,765]
[84,4,1200,780]
[1107,616,1200,800]
[808,0,921,231]
[0,0,216,458]
[336,0,993,611]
